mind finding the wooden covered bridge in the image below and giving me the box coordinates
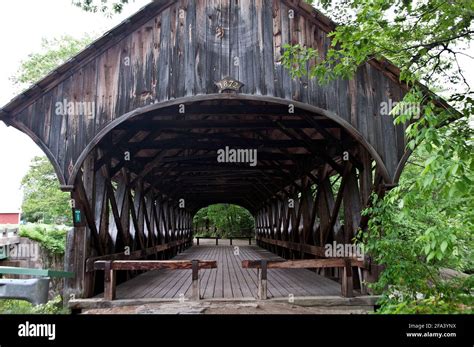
[0,0,423,309]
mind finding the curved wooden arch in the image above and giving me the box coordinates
[6,118,67,186]
[393,149,413,184]
[68,94,392,187]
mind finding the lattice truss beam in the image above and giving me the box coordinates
[66,100,386,297]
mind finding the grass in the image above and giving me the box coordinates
[0,296,69,314]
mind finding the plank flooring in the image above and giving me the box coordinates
[112,243,342,300]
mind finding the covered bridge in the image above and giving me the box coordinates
[0,0,428,306]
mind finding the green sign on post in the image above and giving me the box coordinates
[74,209,82,224]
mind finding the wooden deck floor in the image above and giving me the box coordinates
[112,243,342,300]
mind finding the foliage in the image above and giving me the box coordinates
[193,204,255,238]
[376,276,473,314]
[19,224,68,255]
[72,0,134,16]
[283,1,473,313]
[286,0,473,89]
[11,35,94,91]
[0,296,69,314]
[360,159,473,313]
[21,156,72,225]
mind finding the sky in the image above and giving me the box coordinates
[0,1,471,212]
[0,0,151,211]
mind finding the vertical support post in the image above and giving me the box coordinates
[258,259,268,300]
[358,267,367,295]
[192,259,200,300]
[230,238,233,245]
[248,237,251,245]
[341,259,354,297]
[216,237,218,246]
[64,225,94,300]
[196,237,199,245]
[104,261,116,300]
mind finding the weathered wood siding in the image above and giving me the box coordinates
[7,0,407,184]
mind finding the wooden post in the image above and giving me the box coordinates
[341,259,354,297]
[64,226,95,299]
[258,260,268,300]
[248,237,252,245]
[196,237,199,245]
[215,237,218,246]
[191,259,200,300]
[358,267,367,295]
[230,238,233,245]
[104,261,116,300]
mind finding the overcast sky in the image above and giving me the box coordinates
[0,0,151,211]
[0,1,471,212]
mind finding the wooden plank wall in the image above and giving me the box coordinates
[9,0,407,185]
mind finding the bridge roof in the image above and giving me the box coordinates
[0,0,403,119]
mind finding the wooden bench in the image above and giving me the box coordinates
[229,236,253,245]
[94,260,217,301]
[242,258,367,299]
[0,266,74,305]
[195,237,220,245]
[195,236,254,245]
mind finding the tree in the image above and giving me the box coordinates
[283,1,473,312]
[193,204,255,237]
[21,156,71,225]
[72,0,133,16]
[11,35,94,92]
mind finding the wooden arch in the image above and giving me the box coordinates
[62,93,389,297]
[68,94,392,188]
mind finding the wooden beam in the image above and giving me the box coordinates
[258,260,268,300]
[256,236,326,257]
[242,258,365,269]
[85,238,190,272]
[322,163,353,245]
[94,259,217,271]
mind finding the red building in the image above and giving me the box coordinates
[0,211,21,225]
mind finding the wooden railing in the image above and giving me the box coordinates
[242,258,367,299]
[85,238,192,272]
[256,235,326,257]
[195,236,220,245]
[229,236,253,245]
[94,259,217,300]
[195,236,253,245]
